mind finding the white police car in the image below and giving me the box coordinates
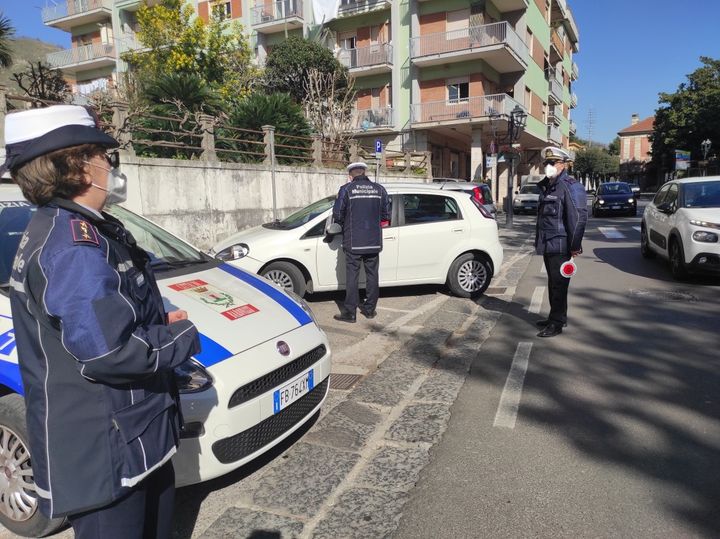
[0,183,331,536]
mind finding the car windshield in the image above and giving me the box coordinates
[519,185,540,195]
[683,180,720,208]
[0,201,36,287]
[105,205,208,272]
[599,183,631,195]
[269,196,336,230]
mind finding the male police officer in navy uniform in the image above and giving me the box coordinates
[332,162,390,323]
[535,146,588,338]
[2,105,200,538]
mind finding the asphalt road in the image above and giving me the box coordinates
[394,203,720,538]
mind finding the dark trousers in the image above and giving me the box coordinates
[543,253,571,325]
[68,462,175,539]
[344,251,379,313]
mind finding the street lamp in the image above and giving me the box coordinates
[488,110,501,203]
[701,139,711,176]
[505,105,527,227]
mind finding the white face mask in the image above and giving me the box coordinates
[89,165,128,205]
[545,164,558,178]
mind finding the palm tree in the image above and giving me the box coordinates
[0,12,15,68]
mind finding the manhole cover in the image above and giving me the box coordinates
[329,373,363,390]
[629,289,698,302]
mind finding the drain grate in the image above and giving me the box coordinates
[629,289,698,302]
[329,373,363,390]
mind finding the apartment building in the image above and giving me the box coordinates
[42,0,579,202]
[618,113,654,185]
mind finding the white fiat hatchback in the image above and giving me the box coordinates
[0,183,331,537]
[211,183,504,298]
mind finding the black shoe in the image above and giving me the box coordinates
[537,323,563,338]
[333,312,356,323]
[535,319,567,328]
[360,308,377,319]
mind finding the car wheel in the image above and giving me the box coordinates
[640,225,655,259]
[0,394,65,538]
[261,261,307,297]
[446,253,492,298]
[669,239,688,280]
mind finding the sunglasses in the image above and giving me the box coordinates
[104,151,120,168]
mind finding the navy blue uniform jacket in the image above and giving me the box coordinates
[332,175,390,255]
[9,198,200,517]
[535,170,588,255]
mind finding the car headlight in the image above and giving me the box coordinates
[692,231,718,243]
[288,290,318,325]
[174,359,213,393]
[690,219,720,230]
[628,198,634,203]
[598,199,605,205]
[215,243,249,261]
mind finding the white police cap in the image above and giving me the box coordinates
[0,105,118,175]
[542,146,572,163]
[347,162,369,173]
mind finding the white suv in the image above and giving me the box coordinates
[640,177,720,279]
[211,183,504,298]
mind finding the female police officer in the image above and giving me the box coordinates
[534,146,588,338]
[1,105,200,538]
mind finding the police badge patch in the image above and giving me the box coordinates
[70,219,99,246]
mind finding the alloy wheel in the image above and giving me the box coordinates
[0,426,38,523]
[264,269,294,291]
[457,259,488,292]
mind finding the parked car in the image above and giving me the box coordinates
[432,179,497,218]
[640,176,720,279]
[0,183,331,536]
[211,183,504,299]
[592,182,637,217]
[513,183,541,214]
[626,181,641,194]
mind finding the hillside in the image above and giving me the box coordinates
[0,37,62,95]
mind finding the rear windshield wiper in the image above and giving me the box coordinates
[150,258,208,271]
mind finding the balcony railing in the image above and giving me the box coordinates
[338,0,391,16]
[251,0,303,25]
[46,43,116,69]
[410,21,528,64]
[42,0,111,23]
[569,120,577,134]
[338,43,392,70]
[570,93,578,108]
[547,124,562,144]
[352,108,394,130]
[548,106,562,125]
[411,93,523,124]
[571,61,579,79]
[548,77,562,103]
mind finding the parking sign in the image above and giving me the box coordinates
[375,139,382,158]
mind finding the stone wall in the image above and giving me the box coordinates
[121,155,428,250]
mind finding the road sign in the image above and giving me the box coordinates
[485,156,497,168]
[375,139,382,159]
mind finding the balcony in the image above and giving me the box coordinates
[338,43,392,76]
[46,43,116,73]
[548,106,562,126]
[42,0,112,31]
[411,93,523,127]
[547,124,562,144]
[337,0,391,18]
[411,22,528,73]
[251,0,303,33]
[548,76,562,104]
[569,120,577,134]
[550,28,564,62]
[418,0,528,7]
[571,61,579,80]
[570,92,578,108]
[352,108,394,131]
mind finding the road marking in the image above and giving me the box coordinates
[633,226,641,232]
[540,261,546,274]
[494,342,533,429]
[598,227,626,239]
[529,286,545,314]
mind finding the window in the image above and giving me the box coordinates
[448,79,469,102]
[446,9,470,34]
[211,1,231,20]
[665,184,679,210]
[652,184,671,206]
[339,32,356,50]
[402,194,460,225]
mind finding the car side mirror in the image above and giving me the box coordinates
[656,202,673,214]
[326,222,342,236]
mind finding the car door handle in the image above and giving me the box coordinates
[452,228,464,233]
[384,236,396,241]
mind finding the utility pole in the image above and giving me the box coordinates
[586,108,595,148]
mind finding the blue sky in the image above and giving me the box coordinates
[3,0,720,144]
